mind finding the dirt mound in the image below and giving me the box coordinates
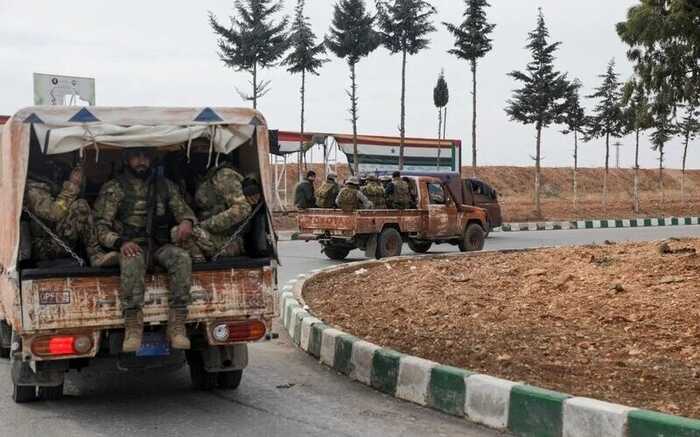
[304,240,700,419]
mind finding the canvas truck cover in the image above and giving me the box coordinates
[0,106,273,326]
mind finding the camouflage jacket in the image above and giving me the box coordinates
[194,165,252,235]
[95,172,196,248]
[24,177,80,244]
[336,187,372,212]
[386,178,411,209]
[361,182,387,209]
[316,181,340,208]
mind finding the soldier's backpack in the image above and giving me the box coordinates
[336,188,361,212]
[390,179,411,209]
[316,181,338,208]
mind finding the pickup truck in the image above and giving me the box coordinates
[296,176,488,260]
[0,106,278,402]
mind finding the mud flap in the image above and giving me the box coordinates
[11,360,66,387]
[201,344,248,372]
[364,234,378,259]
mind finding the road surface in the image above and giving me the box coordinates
[2,226,699,437]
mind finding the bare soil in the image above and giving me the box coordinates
[304,240,700,418]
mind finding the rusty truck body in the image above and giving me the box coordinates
[296,176,488,259]
[0,106,278,402]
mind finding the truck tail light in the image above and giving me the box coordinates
[211,320,266,343]
[31,334,93,357]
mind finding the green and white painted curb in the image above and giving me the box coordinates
[279,257,700,437]
[497,216,700,232]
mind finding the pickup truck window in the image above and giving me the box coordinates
[427,183,446,205]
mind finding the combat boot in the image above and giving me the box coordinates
[90,251,120,268]
[167,308,191,350]
[122,309,144,353]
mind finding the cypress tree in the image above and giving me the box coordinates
[444,0,495,176]
[561,79,587,211]
[376,0,437,169]
[209,0,289,109]
[433,70,449,169]
[283,0,329,180]
[326,0,380,175]
[587,59,626,211]
[622,79,653,213]
[504,8,570,217]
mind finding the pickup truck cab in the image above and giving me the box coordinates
[0,106,278,402]
[296,176,488,260]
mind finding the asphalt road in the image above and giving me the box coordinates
[3,225,700,437]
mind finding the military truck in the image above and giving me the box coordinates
[0,106,278,402]
[296,175,488,260]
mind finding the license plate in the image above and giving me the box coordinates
[136,331,170,357]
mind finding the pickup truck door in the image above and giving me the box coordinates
[426,182,459,237]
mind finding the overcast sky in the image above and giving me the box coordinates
[0,0,692,169]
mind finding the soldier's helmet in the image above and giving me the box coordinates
[346,176,360,186]
[327,172,338,181]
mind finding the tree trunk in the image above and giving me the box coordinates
[398,49,407,170]
[682,130,689,206]
[436,107,442,169]
[443,107,448,169]
[604,133,610,211]
[633,128,640,214]
[350,62,359,175]
[573,130,578,211]
[471,60,478,177]
[659,143,665,204]
[298,70,306,183]
[252,62,258,110]
[535,125,542,217]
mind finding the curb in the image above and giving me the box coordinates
[496,216,700,232]
[278,257,700,437]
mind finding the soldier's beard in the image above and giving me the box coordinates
[127,165,152,179]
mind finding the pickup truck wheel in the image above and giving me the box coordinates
[323,246,350,260]
[188,355,218,390]
[376,228,403,259]
[407,240,432,254]
[12,384,37,403]
[217,369,243,390]
[38,384,64,401]
[459,224,485,252]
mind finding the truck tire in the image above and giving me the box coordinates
[190,361,218,390]
[459,224,485,252]
[376,228,403,259]
[217,369,243,390]
[38,384,64,401]
[407,240,432,254]
[12,384,37,403]
[323,246,350,260]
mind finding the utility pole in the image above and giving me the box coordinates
[613,141,623,169]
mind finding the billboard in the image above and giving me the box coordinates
[33,73,95,106]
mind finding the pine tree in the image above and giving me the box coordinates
[433,70,449,169]
[209,0,289,109]
[587,59,626,211]
[376,0,436,169]
[504,8,570,217]
[283,0,329,181]
[326,0,380,175]
[622,79,653,213]
[561,79,587,211]
[444,0,495,176]
[676,105,699,205]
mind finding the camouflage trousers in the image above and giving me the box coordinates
[31,199,101,261]
[174,226,244,262]
[119,244,192,311]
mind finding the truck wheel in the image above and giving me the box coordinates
[407,240,432,254]
[217,369,243,390]
[323,246,350,260]
[376,228,403,259]
[12,384,37,403]
[38,384,64,401]
[459,224,485,252]
[190,361,218,390]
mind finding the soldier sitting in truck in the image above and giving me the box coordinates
[336,177,373,212]
[385,171,412,209]
[24,158,118,268]
[94,148,197,353]
[316,172,340,208]
[361,175,386,209]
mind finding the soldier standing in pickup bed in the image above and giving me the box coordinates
[294,170,317,209]
[316,172,340,208]
[24,160,117,267]
[94,148,196,353]
[385,171,411,209]
[336,177,373,212]
[361,175,386,209]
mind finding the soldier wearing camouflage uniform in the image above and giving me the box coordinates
[176,162,258,261]
[24,163,116,267]
[94,148,196,352]
[335,177,373,212]
[361,175,387,209]
[385,171,412,209]
[316,173,340,209]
